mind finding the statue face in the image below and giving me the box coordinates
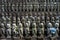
[13,17,16,21]
[37,12,41,16]
[56,17,59,20]
[55,23,59,27]
[12,24,16,28]
[7,24,11,28]
[25,13,28,16]
[47,22,52,27]
[19,23,23,28]
[41,16,45,21]
[1,23,4,28]
[18,17,20,21]
[41,12,44,16]
[40,23,44,28]
[32,22,36,28]
[37,17,40,21]
[51,17,55,21]
[49,12,52,16]
[47,17,50,20]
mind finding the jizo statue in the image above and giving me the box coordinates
[24,22,30,36]
[6,23,11,37]
[40,23,44,35]
[1,27,5,37]
[37,22,44,36]
[12,23,18,36]
[1,23,5,28]
[18,22,23,37]
[55,17,59,23]
[54,23,59,34]
[47,22,58,37]
[0,23,5,37]
[32,21,37,36]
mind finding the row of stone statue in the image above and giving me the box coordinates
[0,20,59,37]
[0,12,59,38]
[1,12,59,23]
[1,5,58,12]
